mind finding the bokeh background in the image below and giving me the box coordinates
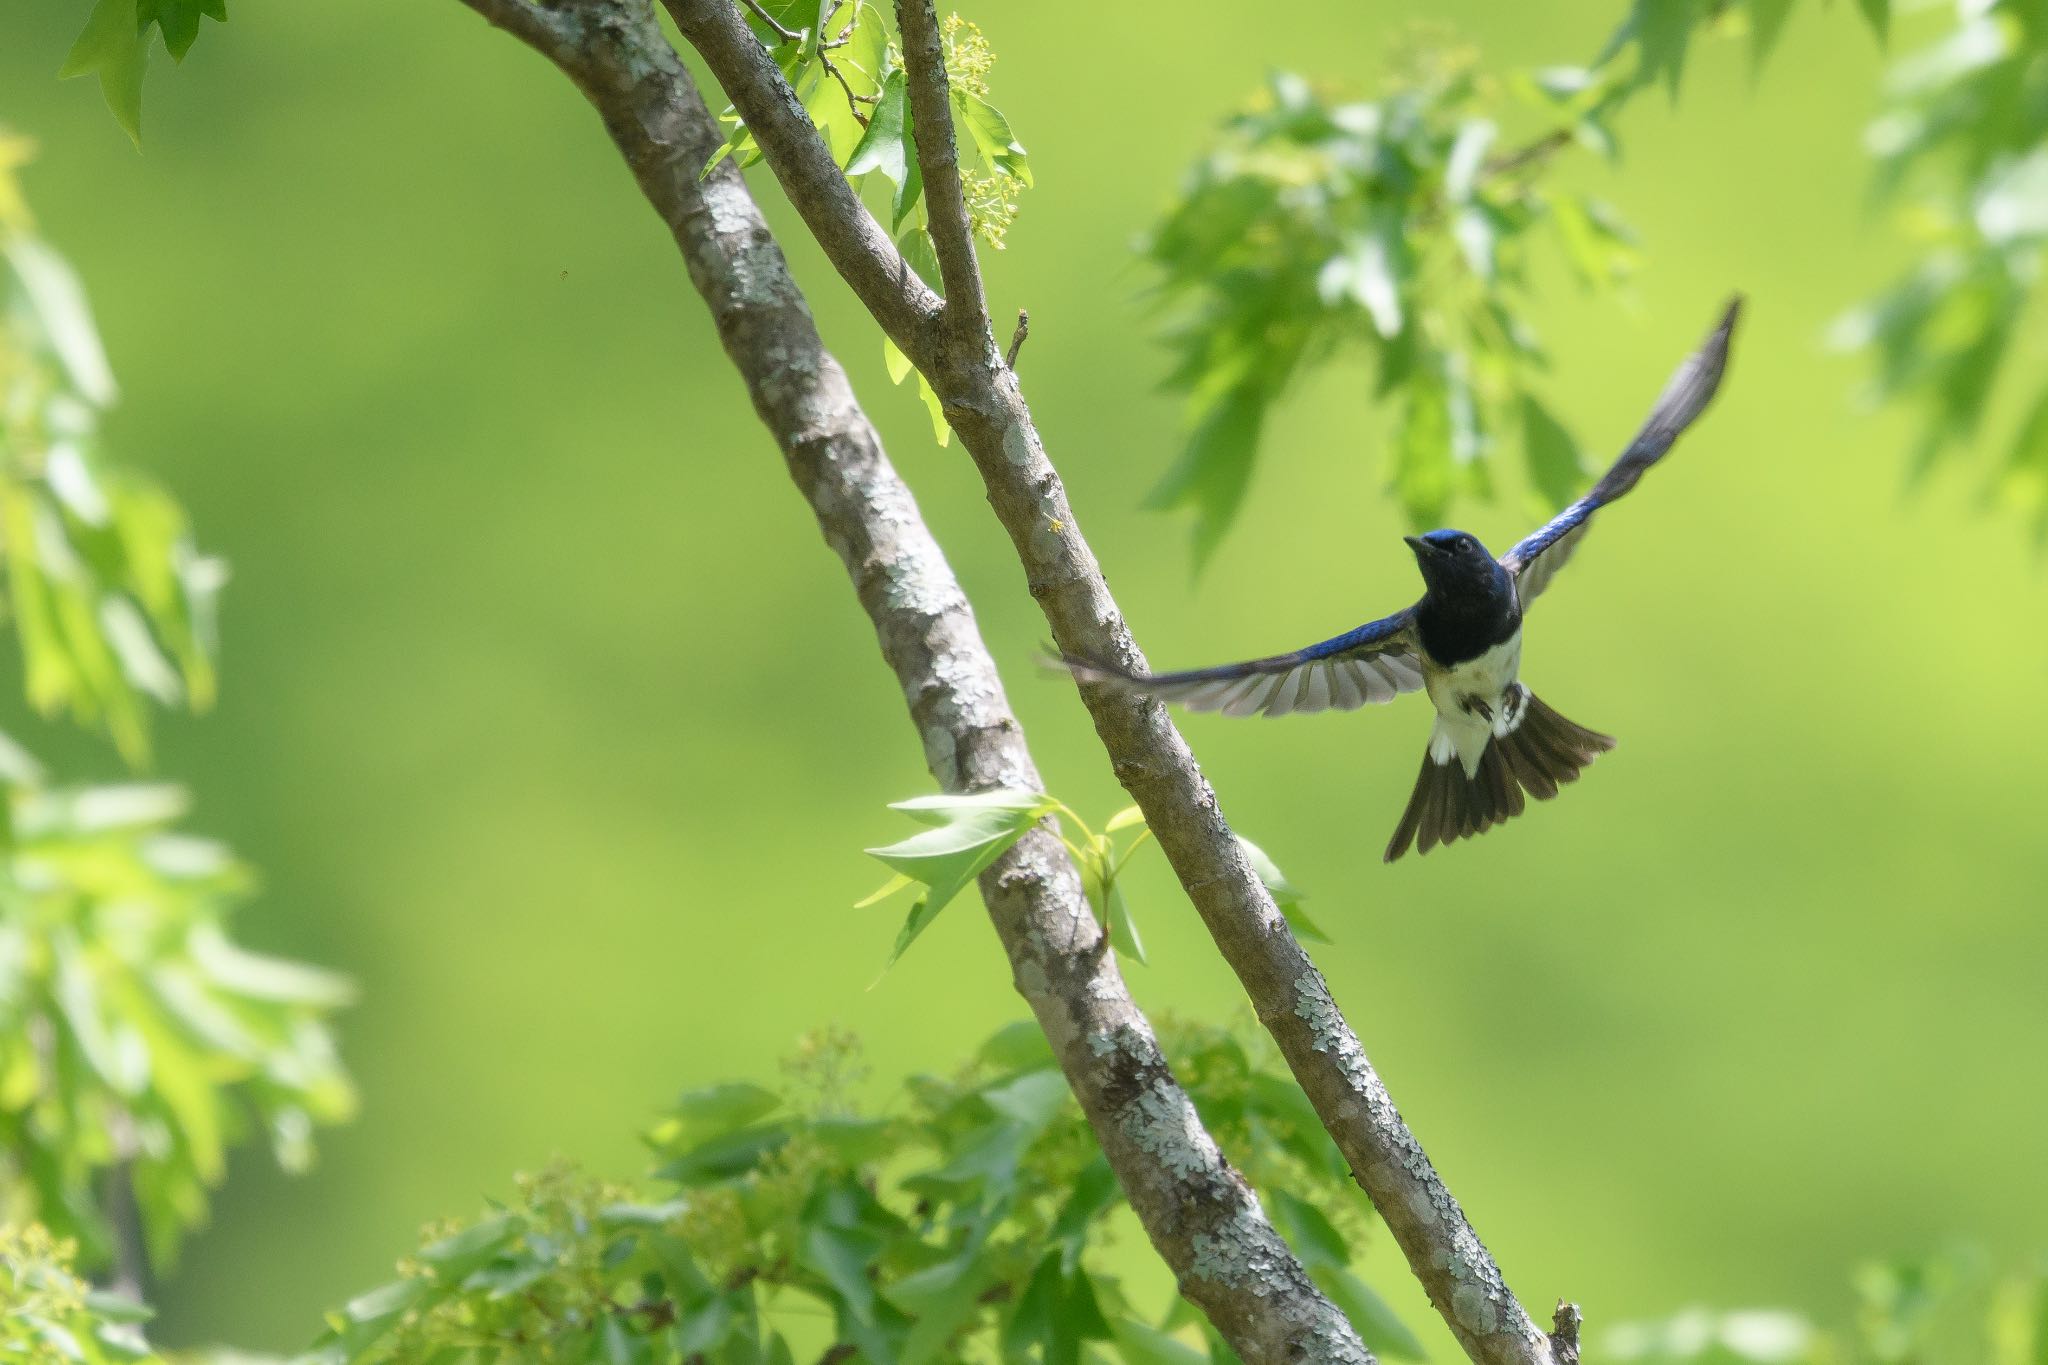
[4,0,2046,1354]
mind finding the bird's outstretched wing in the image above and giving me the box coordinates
[1500,295,1742,606]
[1063,611,1424,718]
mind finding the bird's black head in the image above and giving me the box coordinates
[1404,529,1499,597]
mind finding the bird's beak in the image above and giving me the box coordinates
[1404,535,1432,557]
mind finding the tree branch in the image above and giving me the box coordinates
[894,0,992,353]
[454,3,1369,1360]
[668,8,1566,1364]
[656,0,943,368]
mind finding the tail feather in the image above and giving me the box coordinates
[1383,688,1615,862]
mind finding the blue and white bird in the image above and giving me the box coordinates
[1066,297,1741,861]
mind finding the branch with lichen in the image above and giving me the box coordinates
[451,2,1368,1360]
[655,2,1572,1363]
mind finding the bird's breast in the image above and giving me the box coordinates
[1424,630,1522,720]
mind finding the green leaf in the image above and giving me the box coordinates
[1321,1267,1429,1361]
[897,226,942,291]
[889,1250,995,1365]
[3,239,118,406]
[847,71,923,227]
[60,0,149,146]
[340,1277,430,1354]
[1046,1156,1118,1269]
[882,231,949,446]
[418,1213,523,1281]
[847,71,913,183]
[1112,1317,1211,1365]
[1855,0,1889,45]
[856,870,913,907]
[1268,1187,1348,1268]
[1317,227,1404,338]
[913,372,949,446]
[1279,899,1333,944]
[1236,836,1304,908]
[674,1081,781,1137]
[138,0,226,62]
[656,1122,790,1184]
[738,0,821,43]
[1748,0,1795,69]
[978,1019,1056,1074]
[866,790,1057,964]
[800,1222,881,1324]
[1629,0,1699,98]
[951,89,1033,186]
[980,1067,1070,1131]
[1148,386,1266,567]
[1443,119,1496,203]
[1105,879,1146,965]
[1520,394,1586,512]
[836,3,891,90]
[1105,805,1148,834]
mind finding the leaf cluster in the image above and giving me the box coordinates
[0,143,354,1276]
[1142,62,1630,562]
[859,790,1324,971]
[0,1222,159,1365]
[296,1020,1426,1365]
[59,0,228,147]
[0,751,357,1272]
[1827,0,2048,542]
[2,183,223,765]
[710,3,1032,446]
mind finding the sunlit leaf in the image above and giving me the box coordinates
[866,789,1058,964]
[60,0,148,147]
[137,0,227,62]
[4,239,117,406]
[952,88,1033,186]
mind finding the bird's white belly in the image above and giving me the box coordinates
[1424,632,1522,775]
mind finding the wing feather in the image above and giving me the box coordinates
[1062,609,1423,720]
[1501,296,1742,606]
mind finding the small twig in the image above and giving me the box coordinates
[738,0,800,44]
[1483,126,1574,181]
[893,0,992,349]
[820,54,873,125]
[1005,309,1029,369]
[101,1157,147,1303]
[1550,1301,1584,1365]
[807,0,871,125]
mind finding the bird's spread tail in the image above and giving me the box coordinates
[1383,689,1616,862]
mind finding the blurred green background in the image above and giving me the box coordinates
[5,0,2046,1354]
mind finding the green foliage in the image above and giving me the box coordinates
[860,789,1061,966]
[0,143,352,1278]
[1606,1249,2048,1365]
[1828,0,2048,542]
[297,1020,1421,1365]
[1142,61,1626,560]
[60,0,227,146]
[0,1223,161,1364]
[707,4,1031,447]
[1,159,223,765]
[1143,1,2048,561]
[864,793,1324,968]
[0,750,357,1271]
[1591,0,1891,97]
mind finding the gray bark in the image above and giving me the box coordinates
[454,1,1369,1360]
[653,4,1571,1363]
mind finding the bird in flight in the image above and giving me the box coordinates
[1066,297,1741,861]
